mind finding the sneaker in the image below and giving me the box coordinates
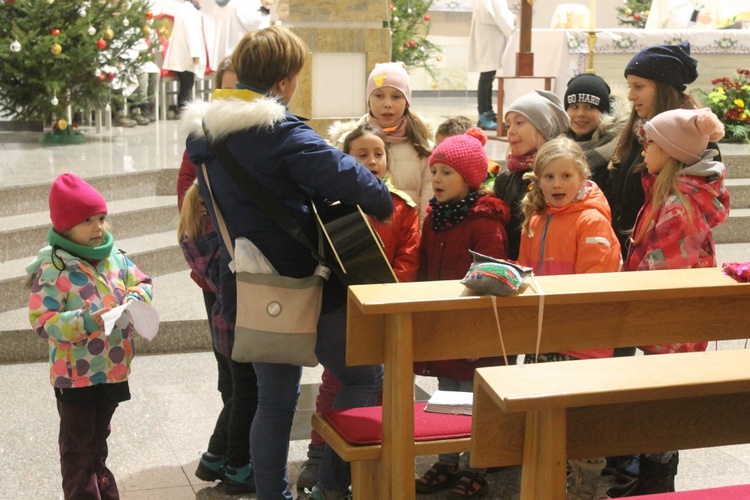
[113,113,137,128]
[305,486,352,500]
[296,443,324,494]
[567,457,606,500]
[224,462,255,495]
[477,111,497,131]
[195,452,227,482]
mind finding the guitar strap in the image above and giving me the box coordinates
[200,122,341,280]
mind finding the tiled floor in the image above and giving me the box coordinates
[2,94,750,499]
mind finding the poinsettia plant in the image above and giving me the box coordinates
[696,68,750,143]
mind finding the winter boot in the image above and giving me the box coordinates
[143,103,156,122]
[131,108,150,126]
[112,112,136,128]
[613,455,640,482]
[567,457,606,499]
[606,452,678,498]
[296,443,324,494]
[477,111,497,131]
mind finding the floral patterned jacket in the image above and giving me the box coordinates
[27,243,153,389]
[624,153,730,353]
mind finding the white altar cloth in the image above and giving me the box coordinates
[499,28,750,111]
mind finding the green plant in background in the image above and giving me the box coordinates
[388,0,442,84]
[0,0,154,124]
[696,68,750,143]
[616,0,651,28]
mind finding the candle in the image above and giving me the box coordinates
[589,0,596,31]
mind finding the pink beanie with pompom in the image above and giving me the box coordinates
[429,128,488,189]
[643,108,725,165]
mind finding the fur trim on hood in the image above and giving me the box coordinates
[327,112,436,147]
[180,93,288,143]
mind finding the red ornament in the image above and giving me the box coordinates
[145,11,154,20]
[51,29,61,36]
[6,0,15,3]
[96,38,107,50]
[403,42,408,48]
[390,3,396,10]
[634,13,641,20]
[98,74,106,81]
[108,72,115,81]
[409,40,416,47]
[424,15,430,21]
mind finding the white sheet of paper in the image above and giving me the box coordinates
[100,301,160,341]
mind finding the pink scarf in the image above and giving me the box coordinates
[368,115,408,145]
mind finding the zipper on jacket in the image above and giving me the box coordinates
[538,215,553,275]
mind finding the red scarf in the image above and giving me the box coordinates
[506,153,535,174]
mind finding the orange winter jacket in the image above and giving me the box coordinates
[518,181,621,359]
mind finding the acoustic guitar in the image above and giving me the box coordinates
[312,201,398,286]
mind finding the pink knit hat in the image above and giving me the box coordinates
[644,108,725,165]
[49,173,108,232]
[366,62,411,105]
[429,127,488,189]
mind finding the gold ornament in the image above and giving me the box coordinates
[436,55,443,62]
[430,80,438,89]
[103,28,115,40]
[51,43,62,55]
[142,25,152,37]
[625,8,632,15]
[58,119,68,130]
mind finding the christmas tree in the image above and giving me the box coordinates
[388,0,442,80]
[616,0,651,28]
[0,0,154,125]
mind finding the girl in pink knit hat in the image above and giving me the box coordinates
[414,128,511,500]
[612,108,730,498]
[26,173,153,500]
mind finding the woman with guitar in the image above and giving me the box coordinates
[184,27,393,500]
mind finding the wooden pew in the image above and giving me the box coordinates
[471,349,750,499]
[314,268,750,500]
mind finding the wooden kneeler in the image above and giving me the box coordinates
[311,402,473,498]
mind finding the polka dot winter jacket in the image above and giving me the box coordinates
[27,244,153,389]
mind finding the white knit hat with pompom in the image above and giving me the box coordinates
[644,108,725,165]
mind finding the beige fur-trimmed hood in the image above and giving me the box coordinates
[180,90,288,143]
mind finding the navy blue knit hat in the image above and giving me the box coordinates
[624,42,698,91]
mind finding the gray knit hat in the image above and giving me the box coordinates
[505,90,570,140]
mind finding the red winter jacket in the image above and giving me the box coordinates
[369,193,420,283]
[415,194,511,380]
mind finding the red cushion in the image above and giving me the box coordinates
[322,402,472,445]
[639,484,750,499]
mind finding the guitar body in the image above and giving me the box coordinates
[313,202,398,285]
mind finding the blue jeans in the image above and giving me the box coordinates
[251,306,383,499]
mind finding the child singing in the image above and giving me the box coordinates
[415,128,510,499]
[611,107,730,498]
